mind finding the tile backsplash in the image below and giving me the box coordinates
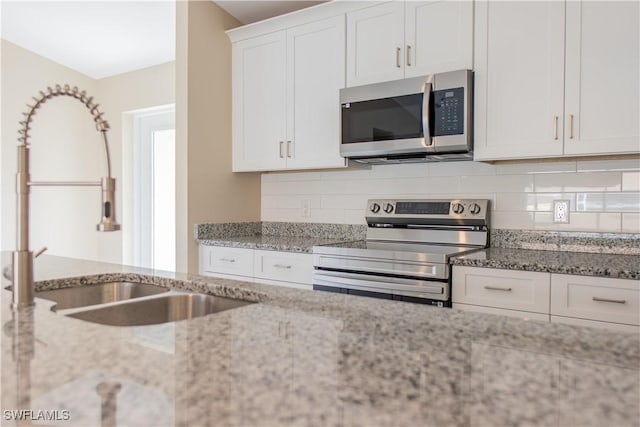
[261,158,640,233]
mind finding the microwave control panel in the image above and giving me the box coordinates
[433,87,464,136]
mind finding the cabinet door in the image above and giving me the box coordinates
[474,1,565,160]
[346,2,404,86]
[563,1,639,156]
[232,32,287,171]
[404,0,473,78]
[286,16,346,170]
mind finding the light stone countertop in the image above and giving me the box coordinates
[451,247,640,280]
[199,235,356,253]
[2,254,639,427]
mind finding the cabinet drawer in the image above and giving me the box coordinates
[454,303,550,323]
[551,315,639,333]
[452,266,551,314]
[551,274,640,326]
[254,250,312,285]
[200,246,254,278]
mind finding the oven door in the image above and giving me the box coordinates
[313,269,449,302]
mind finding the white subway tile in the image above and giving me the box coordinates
[428,161,496,177]
[622,213,640,233]
[320,168,372,180]
[310,208,346,223]
[370,163,429,178]
[495,160,576,175]
[534,172,622,192]
[344,209,367,225]
[577,158,640,172]
[534,212,621,232]
[490,211,535,229]
[496,193,576,212]
[275,171,323,182]
[321,195,368,210]
[262,195,279,209]
[622,172,640,191]
[460,174,534,193]
[575,192,640,212]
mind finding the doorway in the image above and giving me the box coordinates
[133,108,175,271]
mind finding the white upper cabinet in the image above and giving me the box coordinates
[563,1,640,156]
[473,1,565,160]
[286,16,346,170]
[232,16,346,172]
[346,2,405,87]
[404,1,473,78]
[232,32,287,171]
[347,1,473,87]
[474,0,639,161]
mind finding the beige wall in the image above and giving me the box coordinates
[176,0,261,274]
[1,40,103,258]
[97,61,175,265]
[1,39,175,264]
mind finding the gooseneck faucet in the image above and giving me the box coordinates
[11,84,120,308]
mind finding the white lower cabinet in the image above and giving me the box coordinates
[551,274,640,329]
[453,265,640,332]
[199,245,312,289]
[452,266,551,318]
[253,250,313,288]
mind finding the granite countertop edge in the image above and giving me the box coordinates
[451,248,640,280]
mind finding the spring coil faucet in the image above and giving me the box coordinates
[10,84,120,308]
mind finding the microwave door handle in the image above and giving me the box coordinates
[422,82,433,146]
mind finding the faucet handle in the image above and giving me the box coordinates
[35,247,48,258]
[2,265,11,282]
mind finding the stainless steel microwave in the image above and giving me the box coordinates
[340,69,473,164]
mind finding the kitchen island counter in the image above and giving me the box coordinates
[2,254,639,427]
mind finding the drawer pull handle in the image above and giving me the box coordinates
[484,285,512,292]
[219,258,236,263]
[592,296,626,304]
[273,264,292,270]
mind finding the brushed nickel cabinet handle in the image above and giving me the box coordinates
[569,114,574,139]
[484,285,512,292]
[553,116,559,140]
[287,141,292,158]
[274,264,292,270]
[279,141,284,158]
[592,296,626,304]
[406,45,412,66]
[396,47,401,68]
[219,258,236,263]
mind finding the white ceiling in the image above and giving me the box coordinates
[0,1,176,79]
[0,1,325,80]
[215,1,326,25]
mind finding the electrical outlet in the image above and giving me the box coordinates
[301,199,311,218]
[553,200,570,224]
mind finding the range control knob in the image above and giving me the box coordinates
[383,203,394,214]
[469,203,482,215]
[370,203,381,214]
[452,203,465,214]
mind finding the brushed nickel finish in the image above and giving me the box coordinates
[592,296,626,304]
[569,114,574,139]
[406,45,412,66]
[67,293,254,327]
[553,116,559,140]
[36,282,169,311]
[10,84,120,308]
[396,47,401,68]
[484,285,513,292]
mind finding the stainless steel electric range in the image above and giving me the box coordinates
[312,199,490,307]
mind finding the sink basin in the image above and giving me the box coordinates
[66,293,254,326]
[36,282,169,310]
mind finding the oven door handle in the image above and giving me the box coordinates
[313,270,445,296]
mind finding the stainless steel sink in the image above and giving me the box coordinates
[36,282,169,310]
[66,293,254,326]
